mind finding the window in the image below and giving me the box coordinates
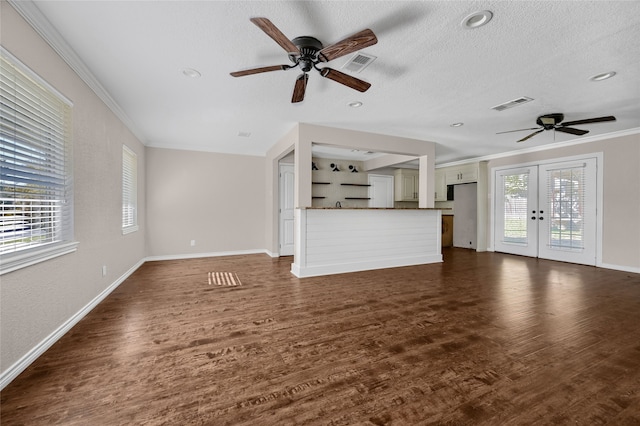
[122,145,137,234]
[1,48,76,274]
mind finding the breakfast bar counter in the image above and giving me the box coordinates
[291,207,443,278]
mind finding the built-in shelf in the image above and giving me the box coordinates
[312,182,331,185]
[340,183,371,187]
[345,197,371,200]
[312,196,326,199]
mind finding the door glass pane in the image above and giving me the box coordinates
[503,173,529,244]
[546,166,585,250]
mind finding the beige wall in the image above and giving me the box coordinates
[486,133,640,271]
[1,2,147,374]
[145,148,266,257]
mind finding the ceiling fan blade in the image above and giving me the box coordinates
[555,126,589,136]
[496,127,541,135]
[291,73,308,103]
[250,17,300,55]
[560,115,616,127]
[319,68,371,92]
[230,65,291,77]
[317,29,378,62]
[517,129,545,143]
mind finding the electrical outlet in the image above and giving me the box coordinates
[190,240,196,247]
[102,265,107,277]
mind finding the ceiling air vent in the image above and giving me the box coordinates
[491,96,534,111]
[342,53,377,73]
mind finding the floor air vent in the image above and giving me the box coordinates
[491,96,534,111]
[207,272,242,286]
[342,53,376,73]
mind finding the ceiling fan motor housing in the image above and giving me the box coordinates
[289,36,323,71]
[537,113,564,129]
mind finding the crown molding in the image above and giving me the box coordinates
[437,127,640,168]
[8,0,147,144]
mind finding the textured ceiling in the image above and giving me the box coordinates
[21,1,640,164]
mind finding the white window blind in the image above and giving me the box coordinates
[502,172,529,244]
[0,48,74,269]
[546,164,587,250]
[122,145,137,233]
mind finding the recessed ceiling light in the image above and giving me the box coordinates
[462,10,493,29]
[182,68,201,78]
[348,101,363,108]
[450,122,464,127]
[238,131,251,137]
[590,71,616,81]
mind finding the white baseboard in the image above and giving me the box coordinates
[291,254,443,278]
[145,249,270,262]
[598,262,640,274]
[0,258,145,391]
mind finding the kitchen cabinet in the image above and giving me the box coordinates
[434,169,447,201]
[394,169,419,201]
[445,163,478,185]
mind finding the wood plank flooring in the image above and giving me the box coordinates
[2,248,640,425]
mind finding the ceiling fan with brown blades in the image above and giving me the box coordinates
[497,113,616,143]
[230,17,377,103]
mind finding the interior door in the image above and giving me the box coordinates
[494,158,598,266]
[279,164,295,256]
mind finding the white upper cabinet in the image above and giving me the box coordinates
[444,163,478,185]
[394,169,419,202]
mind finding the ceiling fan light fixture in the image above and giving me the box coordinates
[590,71,616,81]
[462,10,493,29]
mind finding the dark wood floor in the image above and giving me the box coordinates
[2,248,640,425]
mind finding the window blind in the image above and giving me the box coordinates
[546,164,586,250]
[122,145,137,233]
[0,49,73,257]
[502,172,529,244]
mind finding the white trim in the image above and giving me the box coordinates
[7,0,146,144]
[147,142,267,157]
[265,250,280,258]
[598,263,640,274]
[0,241,79,275]
[145,249,271,262]
[292,254,442,278]
[437,128,640,168]
[0,46,72,106]
[0,258,145,390]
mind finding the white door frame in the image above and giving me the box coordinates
[279,163,295,256]
[489,153,603,266]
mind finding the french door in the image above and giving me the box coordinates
[494,157,598,265]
